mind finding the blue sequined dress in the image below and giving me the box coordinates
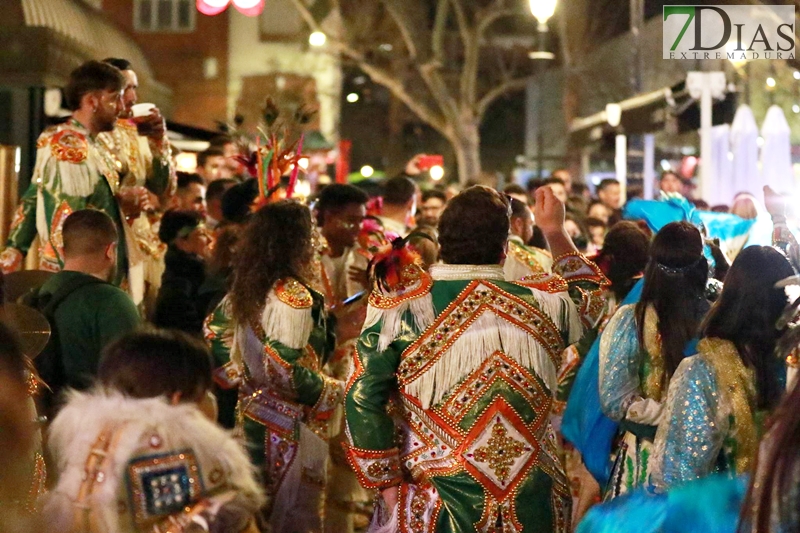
[599,304,670,498]
[651,338,758,491]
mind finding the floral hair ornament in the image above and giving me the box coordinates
[365,197,383,218]
[369,237,424,294]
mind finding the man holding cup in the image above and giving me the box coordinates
[0,61,148,304]
[96,58,177,308]
[98,58,175,205]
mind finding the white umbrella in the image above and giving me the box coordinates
[729,105,760,202]
[709,124,732,206]
[760,105,794,196]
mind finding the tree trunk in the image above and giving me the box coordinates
[452,119,482,185]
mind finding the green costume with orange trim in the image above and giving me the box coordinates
[0,119,174,303]
[344,253,608,532]
[204,277,342,533]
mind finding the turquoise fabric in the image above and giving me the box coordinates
[562,280,643,485]
[577,474,747,533]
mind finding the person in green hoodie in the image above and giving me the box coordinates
[28,209,141,417]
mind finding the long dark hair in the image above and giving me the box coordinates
[596,221,650,301]
[636,221,708,383]
[739,375,800,533]
[702,246,793,411]
[229,200,313,324]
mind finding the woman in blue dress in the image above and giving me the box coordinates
[653,245,793,490]
[599,221,710,498]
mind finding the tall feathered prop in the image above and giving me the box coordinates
[232,97,310,207]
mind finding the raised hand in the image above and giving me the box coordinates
[533,185,566,235]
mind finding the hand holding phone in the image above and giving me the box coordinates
[417,155,444,171]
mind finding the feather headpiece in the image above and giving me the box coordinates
[369,237,424,294]
[233,97,315,206]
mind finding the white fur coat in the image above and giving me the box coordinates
[42,390,264,532]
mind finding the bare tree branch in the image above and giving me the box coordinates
[477,8,522,38]
[382,0,460,122]
[381,1,419,60]
[418,61,460,121]
[449,0,471,48]
[477,76,530,117]
[447,0,480,108]
[289,0,450,135]
[432,0,450,63]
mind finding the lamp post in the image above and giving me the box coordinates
[605,103,628,205]
[529,0,557,179]
[686,72,726,203]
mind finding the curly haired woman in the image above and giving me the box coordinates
[204,200,351,532]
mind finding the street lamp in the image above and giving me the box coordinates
[309,31,327,47]
[528,0,557,179]
[529,0,557,31]
[430,165,445,181]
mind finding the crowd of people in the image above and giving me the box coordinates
[0,58,798,533]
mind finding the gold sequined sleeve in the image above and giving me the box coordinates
[552,251,610,329]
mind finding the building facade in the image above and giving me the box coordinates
[102,0,341,141]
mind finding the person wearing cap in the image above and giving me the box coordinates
[152,210,210,335]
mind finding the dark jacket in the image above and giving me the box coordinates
[30,271,141,413]
[153,247,208,335]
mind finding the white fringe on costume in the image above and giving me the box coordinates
[260,287,314,350]
[406,309,561,409]
[519,284,585,346]
[368,501,400,533]
[364,294,436,353]
[270,423,330,532]
[504,255,534,282]
[364,265,585,410]
[42,390,264,533]
[36,191,48,243]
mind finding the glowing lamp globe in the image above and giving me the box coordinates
[196,0,264,17]
[529,0,557,24]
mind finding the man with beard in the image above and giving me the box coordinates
[0,61,140,299]
[97,57,177,307]
[98,58,175,208]
[504,196,553,280]
[26,209,141,419]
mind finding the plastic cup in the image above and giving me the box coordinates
[131,103,156,117]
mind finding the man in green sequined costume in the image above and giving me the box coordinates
[345,186,609,532]
[0,61,163,304]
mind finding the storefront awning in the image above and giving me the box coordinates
[569,81,736,147]
[0,0,171,112]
